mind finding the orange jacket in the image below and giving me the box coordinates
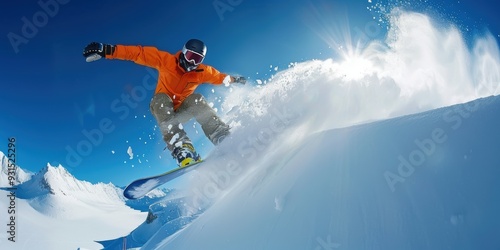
[106,45,229,110]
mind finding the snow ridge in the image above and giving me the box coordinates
[14,163,126,219]
[0,151,32,187]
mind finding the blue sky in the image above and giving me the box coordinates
[0,0,498,186]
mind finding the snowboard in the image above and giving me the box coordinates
[123,161,203,199]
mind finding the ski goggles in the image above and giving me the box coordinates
[182,48,205,65]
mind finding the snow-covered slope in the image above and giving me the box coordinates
[149,95,500,250]
[0,188,145,250]
[99,194,194,249]
[0,163,146,250]
[136,10,500,250]
[0,151,32,187]
[125,188,170,212]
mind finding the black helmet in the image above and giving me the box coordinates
[179,39,207,72]
[184,39,207,57]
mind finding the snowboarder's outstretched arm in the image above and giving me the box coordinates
[83,42,170,69]
[83,42,247,83]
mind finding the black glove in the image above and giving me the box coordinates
[233,76,247,84]
[83,42,115,62]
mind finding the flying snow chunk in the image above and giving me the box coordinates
[256,79,263,85]
[169,133,180,145]
[223,75,232,86]
[127,146,133,159]
[111,150,115,154]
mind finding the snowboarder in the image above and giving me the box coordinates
[82,39,246,167]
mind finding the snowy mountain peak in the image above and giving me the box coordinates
[11,161,133,222]
[30,164,75,195]
[40,163,77,187]
[0,159,145,250]
[16,162,124,204]
[0,151,33,187]
[42,163,71,174]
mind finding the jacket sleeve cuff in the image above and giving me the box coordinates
[105,44,120,59]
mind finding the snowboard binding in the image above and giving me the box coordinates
[172,143,202,167]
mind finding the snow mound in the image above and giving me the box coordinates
[150,94,500,250]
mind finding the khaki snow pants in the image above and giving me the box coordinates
[149,93,230,152]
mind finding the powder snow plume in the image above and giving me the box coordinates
[161,8,500,237]
[221,10,500,136]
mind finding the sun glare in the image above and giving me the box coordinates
[338,53,374,81]
[302,3,376,82]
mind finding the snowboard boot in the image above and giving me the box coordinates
[172,143,202,167]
